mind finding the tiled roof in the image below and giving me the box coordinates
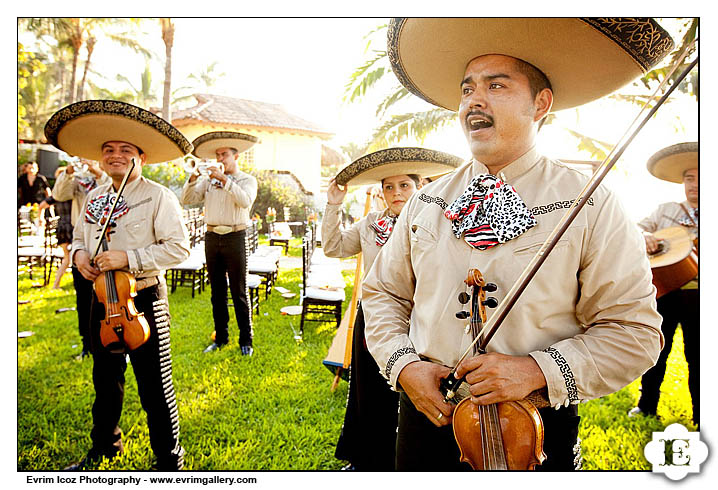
[172,94,333,138]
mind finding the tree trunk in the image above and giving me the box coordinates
[77,36,95,101]
[68,19,83,104]
[161,18,174,121]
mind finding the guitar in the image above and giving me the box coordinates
[647,226,698,298]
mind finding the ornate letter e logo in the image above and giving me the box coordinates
[644,423,708,480]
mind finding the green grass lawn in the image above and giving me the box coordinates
[17,244,695,471]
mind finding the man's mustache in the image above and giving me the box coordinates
[465,110,494,126]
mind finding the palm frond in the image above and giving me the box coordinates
[343,50,388,102]
[375,86,410,117]
[368,108,456,149]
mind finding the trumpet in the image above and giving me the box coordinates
[67,158,96,180]
[183,157,224,177]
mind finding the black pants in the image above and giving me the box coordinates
[638,288,699,425]
[335,304,400,470]
[396,392,580,471]
[72,266,93,352]
[205,230,252,346]
[88,285,184,470]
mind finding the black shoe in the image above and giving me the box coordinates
[203,342,225,353]
[240,345,253,356]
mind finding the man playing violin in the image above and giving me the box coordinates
[45,100,192,471]
[362,18,672,470]
[629,143,699,427]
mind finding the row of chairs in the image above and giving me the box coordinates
[298,229,345,337]
[17,214,64,286]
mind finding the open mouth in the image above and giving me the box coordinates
[466,112,494,131]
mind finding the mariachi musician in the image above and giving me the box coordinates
[629,142,699,427]
[324,148,463,470]
[44,100,192,470]
[362,18,673,470]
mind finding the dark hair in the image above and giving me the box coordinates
[381,174,422,187]
[513,58,552,98]
[513,58,552,130]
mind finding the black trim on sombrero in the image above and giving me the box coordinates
[581,18,674,72]
[44,100,193,157]
[387,18,441,108]
[335,147,465,186]
[191,131,259,149]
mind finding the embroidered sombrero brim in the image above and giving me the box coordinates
[388,18,674,112]
[335,147,465,187]
[647,142,698,184]
[44,100,192,164]
[192,131,259,159]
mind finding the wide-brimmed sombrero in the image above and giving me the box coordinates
[647,142,698,183]
[192,131,259,159]
[335,147,465,187]
[388,18,674,112]
[44,100,192,164]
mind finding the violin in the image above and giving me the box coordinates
[91,159,150,353]
[444,269,546,470]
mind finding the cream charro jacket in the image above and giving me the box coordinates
[362,147,662,408]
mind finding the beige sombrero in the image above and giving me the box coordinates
[388,18,674,112]
[647,142,698,183]
[335,147,465,187]
[44,100,192,164]
[192,131,259,159]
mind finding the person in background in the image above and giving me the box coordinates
[181,131,259,356]
[18,161,50,209]
[52,158,110,358]
[628,142,699,427]
[324,148,462,470]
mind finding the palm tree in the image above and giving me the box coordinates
[160,18,174,121]
[76,19,152,101]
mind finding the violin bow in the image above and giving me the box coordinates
[444,41,698,394]
[91,158,137,261]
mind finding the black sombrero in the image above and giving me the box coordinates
[647,142,698,184]
[191,131,259,159]
[388,18,674,112]
[44,100,192,164]
[335,147,465,187]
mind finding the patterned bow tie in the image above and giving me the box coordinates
[370,214,397,247]
[84,192,130,226]
[444,173,536,250]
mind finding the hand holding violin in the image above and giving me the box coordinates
[455,353,546,406]
[398,360,454,427]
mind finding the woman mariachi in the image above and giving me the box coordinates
[325,147,463,470]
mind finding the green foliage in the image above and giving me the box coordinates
[236,161,315,233]
[142,161,187,195]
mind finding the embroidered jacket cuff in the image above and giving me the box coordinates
[530,347,581,408]
[127,249,144,275]
[386,347,420,391]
